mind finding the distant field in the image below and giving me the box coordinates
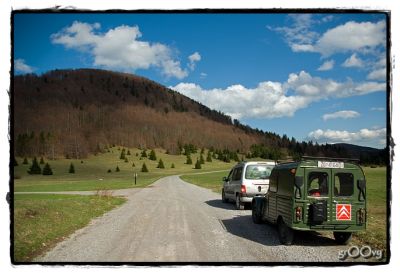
[13,147,234,192]
[13,194,126,262]
[181,166,388,250]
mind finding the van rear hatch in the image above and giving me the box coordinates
[245,163,274,185]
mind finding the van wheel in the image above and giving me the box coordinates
[252,202,262,224]
[333,232,352,245]
[222,189,228,203]
[278,218,294,245]
[235,194,244,210]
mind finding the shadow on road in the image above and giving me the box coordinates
[221,215,338,247]
[205,199,239,211]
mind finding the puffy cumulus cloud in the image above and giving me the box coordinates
[171,71,385,120]
[342,53,364,68]
[188,52,201,71]
[15,59,35,73]
[322,110,360,121]
[317,59,335,71]
[367,67,386,81]
[51,21,195,79]
[313,20,386,56]
[308,128,386,146]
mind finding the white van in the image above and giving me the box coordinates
[222,161,276,210]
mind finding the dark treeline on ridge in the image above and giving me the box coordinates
[13,69,387,165]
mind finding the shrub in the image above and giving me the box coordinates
[157,159,165,169]
[194,159,202,169]
[107,169,112,173]
[42,163,53,175]
[141,162,149,172]
[69,163,75,174]
[23,157,28,165]
[27,157,41,175]
[186,154,192,165]
[200,154,205,164]
[127,150,131,155]
[116,166,120,172]
[171,163,175,168]
[149,149,157,161]
[125,157,129,163]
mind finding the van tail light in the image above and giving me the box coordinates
[241,185,246,193]
[295,206,302,222]
[357,208,366,225]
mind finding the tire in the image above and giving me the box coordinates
[333,232,352,245]
[278,218,294,245]
[252,201,262,224]
[222,189,228,203]
[235,194,244,210]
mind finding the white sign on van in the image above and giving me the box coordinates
[318,161,344,169]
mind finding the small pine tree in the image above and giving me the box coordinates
[42,163,53,175]
[27,157,41,175]
[69,163,75,174]
[23,157,28,165]
[200,148,204,155]
[40,157,45,164]
[116,166,120,172]
[14,157,18,166]
[120,149,126,160]
[206,151,212,162]
[186,154,192,165]
[200,154,205,164]
[125,157,129,163]
[149,149,157,161]
[132,162,136,167]
[157,159,165,169]
[171,163,175,168]
[141,162,149,172]
[141,149,147,158]
[127,150,131,155]
[195,159,202,169]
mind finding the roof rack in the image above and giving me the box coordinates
[301,156,360,163]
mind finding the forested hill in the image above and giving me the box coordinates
[13,68,387,165]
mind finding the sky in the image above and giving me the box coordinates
[13,12,388,148]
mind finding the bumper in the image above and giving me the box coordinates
[240,196,253,203]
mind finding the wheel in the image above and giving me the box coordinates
[333,232,352,245]
[222,189,228,203]
[235,194,244,210]
[278,218,294,245]
[252,202,262,224]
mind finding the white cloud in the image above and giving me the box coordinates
[200,72,207,78]
[342,53,364,68]
[171,70,385,119]
[313,20,386,56]
[367,68,386,81]
[15,59,34,73]
[188,52,201,71]
[322,110,360,121]
[370,107,385,111]
[308,128,386,146]
[51,21,190,79]
[317,59,335,71]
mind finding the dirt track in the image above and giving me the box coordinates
[36,175,356,262]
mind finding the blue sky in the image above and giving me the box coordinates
[14,12,387,148]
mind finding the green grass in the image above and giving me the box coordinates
[353,166,387,250]
[14,147,234,192]
[13,194,126,262]
[181,166,388,250]
[180,170,230,193]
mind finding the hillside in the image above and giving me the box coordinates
[13,69,263,158]
[13,68,387,165]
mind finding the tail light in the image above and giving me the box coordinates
[241,185,246,193]
[357,208,366,225]
[295,206,302,222]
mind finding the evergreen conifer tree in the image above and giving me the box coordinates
[157,159,165,169]
[195,159,202,169]
[200,154,205,164]
[171,163,175,168]
[186,154,192,165]
[141,162,149,172]
[141,149,147,158]
[42,163,53,175]
[149,149,157,161]
[69,163,75,174]
[120,149,126,160]
[206,151,212,162]
[27,157,41,174]
[116,166,120,172]
[23,157,28,164]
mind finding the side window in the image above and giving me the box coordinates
[308,172,329,197]
[227,169,233,181]
[334,173,354,196]
[233,167,243,181]
[269,171,277,192]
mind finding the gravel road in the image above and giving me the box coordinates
[36,175,353,263]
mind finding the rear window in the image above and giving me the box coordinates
[308,172,329,197]
[245,165,274,180]
[334,173,354,196]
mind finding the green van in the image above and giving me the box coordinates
[252,157,367,245]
